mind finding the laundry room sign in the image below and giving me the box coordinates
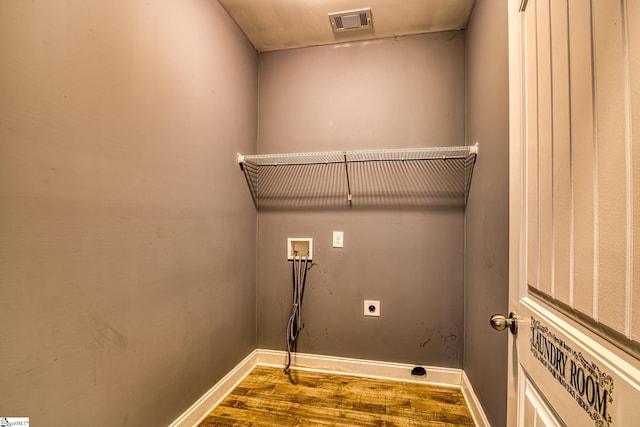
[530,317,614,427]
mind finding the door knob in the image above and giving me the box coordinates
[490,312,518,334]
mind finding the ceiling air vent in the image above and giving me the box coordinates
[329,8,372,33]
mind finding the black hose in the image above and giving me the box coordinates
[284,252,309,374]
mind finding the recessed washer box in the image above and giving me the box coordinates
[287,238,313,260]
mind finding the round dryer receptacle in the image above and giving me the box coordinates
[411,366,427,377]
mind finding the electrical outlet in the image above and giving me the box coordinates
[333,231,344,248]
[364,300,380,317]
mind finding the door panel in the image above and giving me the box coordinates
[520,0,640,356]
[626,1,640,342]
[549,0,571,306]
[592,0,628,331]
[508,0,640,425]
[517,298,640,426]
[566,0,595,317]
[629,0,640,342]
[522,373,563,427]
[534,0,554,297]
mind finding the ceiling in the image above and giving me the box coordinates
[218,0,476,52]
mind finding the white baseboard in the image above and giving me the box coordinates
[168,350,258,427]
[256,349,463,387]
[169,349,490,427]
[461,370,491,427]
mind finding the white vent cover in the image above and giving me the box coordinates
[329,8,372,33]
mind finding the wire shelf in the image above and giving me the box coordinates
[237,145,478,210]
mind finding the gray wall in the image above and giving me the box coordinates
[464,0,510,425]
[257,32,467,367]
[0,1,257,426]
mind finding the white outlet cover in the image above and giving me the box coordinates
[333,231,344,248]
[364,300,380,317]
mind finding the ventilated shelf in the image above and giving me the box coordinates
[237,145,478,210]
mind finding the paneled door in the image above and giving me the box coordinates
[505,0,640,425]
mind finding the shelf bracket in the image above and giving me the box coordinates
[343,153,353,205]
[237,153,258,208]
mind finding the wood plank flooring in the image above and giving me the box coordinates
[199,366,475,426]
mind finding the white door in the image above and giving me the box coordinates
[505,0,640,426]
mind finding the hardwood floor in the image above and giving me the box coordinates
[199,366,475,426]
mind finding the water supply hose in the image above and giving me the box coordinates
[285,251,309,373]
